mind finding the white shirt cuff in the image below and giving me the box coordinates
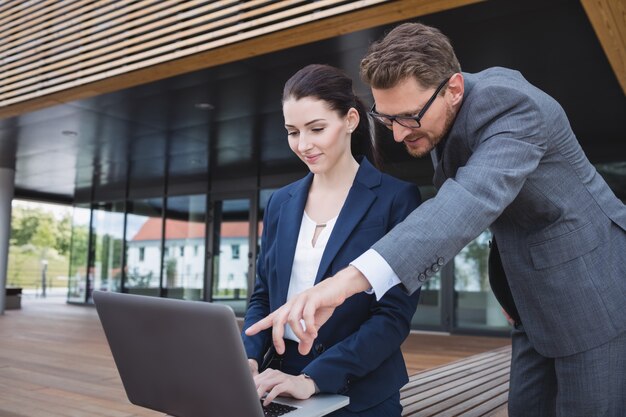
[350,249,401,301]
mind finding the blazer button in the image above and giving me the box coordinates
[431,264,440,273]
[418,273,426,282]
[437,257,445,266]
[425,269,434,278]
[315,343,325,354]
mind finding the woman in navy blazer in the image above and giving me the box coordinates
[242,64,421,416]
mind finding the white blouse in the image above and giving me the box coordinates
[283,211,338,342]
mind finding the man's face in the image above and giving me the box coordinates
[371,76,457,158]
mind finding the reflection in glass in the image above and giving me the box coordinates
[411,271,441,327]
[164,195,206,301]
[125,198,163,296]
[454,229,509,330]
[211,198,250,315]
[408,186,442,328]
[68,205,91,303]
[89,202,125,301]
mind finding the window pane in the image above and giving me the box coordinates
[89,201,125,301]
[125,198,163,296]
[454,230,509,331]
[164,194,206,301]
[411,271,442,327]
[68,205,91,302]
[410,186,443,329]
[211,198,250,315]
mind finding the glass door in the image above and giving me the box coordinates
[207,194,257,315]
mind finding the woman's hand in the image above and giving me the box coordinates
[254,368,317,406]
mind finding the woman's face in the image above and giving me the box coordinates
[283,96,356,175]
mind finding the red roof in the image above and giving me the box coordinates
[131,217,260,241]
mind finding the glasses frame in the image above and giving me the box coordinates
[368,78,450,129]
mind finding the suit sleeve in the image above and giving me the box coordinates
[373,85,548,294]
[241,194,274,365]
[302,183,422,393]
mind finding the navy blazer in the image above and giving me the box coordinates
[242,157,421,412]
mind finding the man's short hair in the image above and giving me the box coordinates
[360,23,461,89]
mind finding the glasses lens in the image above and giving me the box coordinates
[372,114,393,127]
[395,117,421,129]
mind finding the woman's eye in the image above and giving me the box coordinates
[287,131,298,136]
[311,127,324,133]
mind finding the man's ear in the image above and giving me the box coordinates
[446,73,464,106]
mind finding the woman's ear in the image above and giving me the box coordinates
[346,107,360,132]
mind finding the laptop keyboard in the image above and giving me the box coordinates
[261,400,298,416]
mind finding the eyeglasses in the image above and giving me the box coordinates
[368,78,449,129]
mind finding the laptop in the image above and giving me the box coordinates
[93,291,349,417]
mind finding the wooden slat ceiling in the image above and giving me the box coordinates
[0,0,389,108]
[0,0,486,118]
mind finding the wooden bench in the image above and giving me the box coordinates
[401,345,511,417]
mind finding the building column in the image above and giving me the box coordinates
[0,167,15,315]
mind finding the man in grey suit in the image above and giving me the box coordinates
[247,23,626,416]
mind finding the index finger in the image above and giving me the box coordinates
[245,313,274,336]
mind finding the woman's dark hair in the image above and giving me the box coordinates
[282,64,379,167]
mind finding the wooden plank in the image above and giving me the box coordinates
[0,0,153,56]
[457,391,509,417]
[0,0,362,99]
[403,352,509,386]
[0,0,56,28]
[0,0,240,73]
[405,347,510,384]
[0,0,485,118]
[580,0,626,95]
[0,0,95,43]
[483,404,508,417]
[401,366,510,409]
[402,373,509,416]
[401,357,510,398]
[400,345,511,416]
[0,0,292,88]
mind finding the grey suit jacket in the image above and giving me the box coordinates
[373,67,626,357]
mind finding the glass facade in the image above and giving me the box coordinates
[67,186,518,335]
[209,198,251,315]
[89,201,125,301]
[163,195,206,301]
[125,198,164,297]
[454,230,509,331]
[67,205,91,303]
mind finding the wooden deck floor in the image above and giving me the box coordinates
[0,296,511,417]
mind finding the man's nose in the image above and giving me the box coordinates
[392,122,413,143]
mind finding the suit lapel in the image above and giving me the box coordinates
[275,174,312,304]
[314,158,379,284]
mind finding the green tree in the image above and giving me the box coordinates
[31,213,57,250]
[8,203,72,288]
[56,213,72,256]
[10,206,59,249]
[69,225,89,276]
